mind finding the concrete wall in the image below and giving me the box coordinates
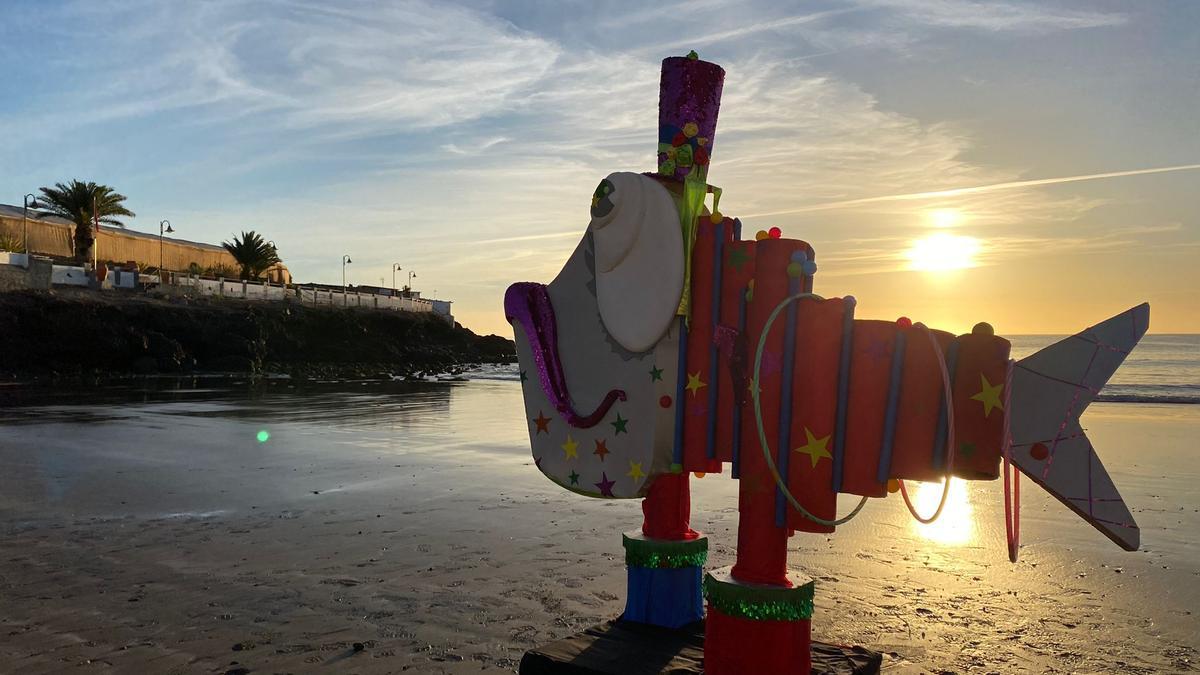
[0,256,52,291]
[29,257,51,289]
[0,214,289,281]
[0,215,73,257]
[0,264,25,292]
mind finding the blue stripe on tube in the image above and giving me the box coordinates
[671,317,688,469]
[831,296,856,492]
[774,252,805,527]
[876,329,907,483]
[705,224,725,460]
[731,288,748,479]
[932,340,960,472]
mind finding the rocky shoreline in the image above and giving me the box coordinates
[0,289,515,381]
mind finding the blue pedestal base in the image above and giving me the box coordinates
[622,565,705,628]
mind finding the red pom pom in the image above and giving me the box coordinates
[768,226,782,239]
[896,316,912,328]
[672,133,687,147]
[695,147,709,165]
[1030,442,1049,461]
[659,395,673,409]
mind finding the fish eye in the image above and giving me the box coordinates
[591,179,616,219]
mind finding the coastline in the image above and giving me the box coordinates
[0,289,515,382]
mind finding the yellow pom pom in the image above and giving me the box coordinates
[683,122,699,138]
[709,211,723,224]
[693,472,706,478]
[887,478,900,494]
[755,230,769,241]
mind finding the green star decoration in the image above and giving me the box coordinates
[611,413,629,434]
[519,370,528,383]
[727,247,751,272]
[959,441,977,458]
[568,470,580,486]
[649,366,664,382]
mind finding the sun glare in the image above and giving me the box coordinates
[911,478,975,545]
[906,232,981,272]
[929,208,962,228]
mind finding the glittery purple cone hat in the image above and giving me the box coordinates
[657,51,725,183]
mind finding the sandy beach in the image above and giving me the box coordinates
[0,378,1196,674]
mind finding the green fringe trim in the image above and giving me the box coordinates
[622,533,708,570]
[675,175,708,318]
[703,573,814,621]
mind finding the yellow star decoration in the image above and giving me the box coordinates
[970,373,1005,418]
[561,435,579,459]
[793,427,832,469]
[627,461,645,481]
[685,372,707,396]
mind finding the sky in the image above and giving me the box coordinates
[1,0,1197,336]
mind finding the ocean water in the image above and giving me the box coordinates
[1009,334,1199,405]
[478,334,1200,405]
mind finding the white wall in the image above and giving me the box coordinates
[172,276,433,313]
[51,265,89,286]
[0,252,29,268]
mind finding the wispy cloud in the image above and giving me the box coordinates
[743,164,1200,218]
[853,0,1127,33]
[1,0,561,139]
[651,8,860,53]
[0,0,1190,333]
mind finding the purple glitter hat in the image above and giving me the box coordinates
[657,51,725,183]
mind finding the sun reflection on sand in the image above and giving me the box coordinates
[911,478,975,545]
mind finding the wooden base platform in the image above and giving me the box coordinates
[519,619,882,675]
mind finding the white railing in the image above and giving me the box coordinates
[170,275,434,313]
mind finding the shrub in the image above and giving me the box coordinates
[0,232,22,252]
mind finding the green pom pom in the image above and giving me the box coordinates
[687,50,699,60]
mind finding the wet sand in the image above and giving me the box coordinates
[0,380,1196,673]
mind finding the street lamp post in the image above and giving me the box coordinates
[159,220,174,283]
[407,270,417,294]
[392,263,402,294]
[266,241,277,283]
[342,254,353,306]
[22,194,36,255]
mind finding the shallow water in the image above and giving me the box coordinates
[0,378,1196,673]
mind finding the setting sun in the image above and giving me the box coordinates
[906,232,981,272]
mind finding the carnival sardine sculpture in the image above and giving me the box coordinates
[504,52,1150,675]
[505,167,1147,552]
[503,53,1146,554]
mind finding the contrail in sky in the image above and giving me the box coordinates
[744,163,1200,218]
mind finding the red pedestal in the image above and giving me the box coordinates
[705,604,811,675]
[642,472,698,541]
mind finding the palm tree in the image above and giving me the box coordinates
[35,180,135,263]
[222,230,281,280]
